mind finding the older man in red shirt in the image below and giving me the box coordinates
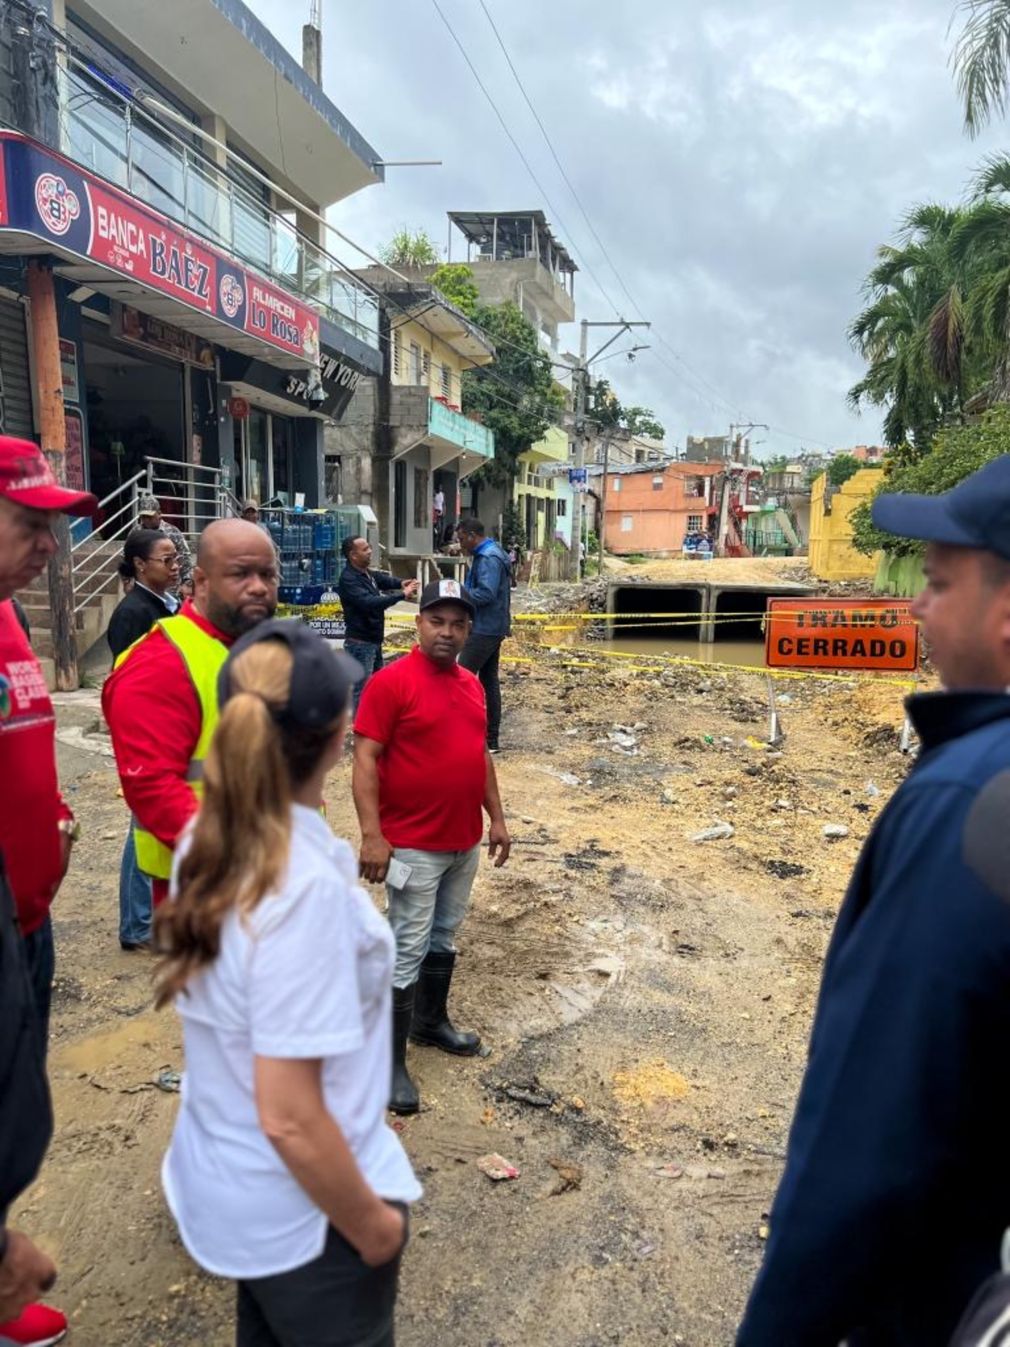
[102,519,278,911]
[0,435,96,1347]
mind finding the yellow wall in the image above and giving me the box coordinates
[390,317,489,405]
[808,468,882,581]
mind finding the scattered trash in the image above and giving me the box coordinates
[635,1239,657,1259]
[822,824,850,840]
[865,780,881,798]
[548,1157,583,1195]
[758,1220,770,1240]
[155,1069,181,1093]
[702,734,715,745]
[476,1152,520,1182]
[745,736,767,750]
[660,787,678,805]
[569,1096,586,1112]
[774,798,793,810]
[654,1163,684,1180]
[558,772,581,787]
[690,821,735,843]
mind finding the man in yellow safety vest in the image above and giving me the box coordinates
[103,518,278,921]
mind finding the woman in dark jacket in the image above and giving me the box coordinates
[107,529,180,951]
[107,529,180,660]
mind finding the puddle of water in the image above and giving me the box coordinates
[607,635,767,669]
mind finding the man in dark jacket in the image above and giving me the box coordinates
[337,536,418,710]
[457,518,511,752]
[738,455,1010,1347]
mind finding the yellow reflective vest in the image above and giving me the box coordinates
[113,614,229,880]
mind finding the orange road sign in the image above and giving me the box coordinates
[765,598,919,673]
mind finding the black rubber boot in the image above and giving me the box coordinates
[390,983,420,1115]
[410,950,481,1056]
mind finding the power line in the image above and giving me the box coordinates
[428,0,621,315]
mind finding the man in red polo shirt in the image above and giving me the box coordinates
[353,578,511,1115]
[103,519,278,915]
[0,434,96,1347]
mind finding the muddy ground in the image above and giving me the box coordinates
[17,561,917,1346]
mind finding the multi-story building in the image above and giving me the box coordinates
[0,0,383,519]
[326,277,495,569]
[602,462,722,556]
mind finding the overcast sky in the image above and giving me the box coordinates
[249,0,1005,458]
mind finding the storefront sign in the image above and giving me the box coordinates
[113,304,215,367]
[59,339,80,403]
[765,598,919,673]
[64,408,86,492]
[0,132,320,365]
[219,347,366,421]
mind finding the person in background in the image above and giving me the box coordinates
[0,434,96,1347]
[157,621,418,1347]
[103,520,278,911]
[354,579,511,1115]
[456,518,512,753]
[432,485,445,547]
[337,536,419,712]
[241,500,261,526]
[133,493,192,591]
[737,455,1010,1345]
[107,530,180,953]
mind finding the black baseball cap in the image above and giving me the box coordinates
[218,619,363,729]
[872,455,1010,560]
[418,577,475,616]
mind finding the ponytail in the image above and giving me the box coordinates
[154,640,338,1007]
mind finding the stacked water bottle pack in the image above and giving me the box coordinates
[261,507,354,605]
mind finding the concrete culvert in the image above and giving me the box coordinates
[607,583,705,641]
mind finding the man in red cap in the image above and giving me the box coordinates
[0,434,96,1346]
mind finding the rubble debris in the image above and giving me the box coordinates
[691,821,735,843]
[547,1157,584,1195]
[822,824,850,840]
[476,1153,520,1182]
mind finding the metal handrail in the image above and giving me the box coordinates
[69,469,146,555]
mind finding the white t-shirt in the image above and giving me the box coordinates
[161,805,421,1280]
[433,490,445,513]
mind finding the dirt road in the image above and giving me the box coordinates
[19,572,915,1346]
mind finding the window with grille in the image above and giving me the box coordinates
[440,364,451,399]
[687,514,703,532]
[410,343,422,383]
[422,350,431,384]
[556,499,567,518]
[621,515,633,533]
[413,467,429,528]
[652,475,664,490]
[392,329,400,378]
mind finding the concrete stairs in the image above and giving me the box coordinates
[17,539,122,689]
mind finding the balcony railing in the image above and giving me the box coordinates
[52,57,379,348]
[428,398,494,459]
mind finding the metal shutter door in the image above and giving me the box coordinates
[0,298,33,438]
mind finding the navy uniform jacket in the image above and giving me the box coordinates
[738,692,1010,1347]
[337,564,404,645]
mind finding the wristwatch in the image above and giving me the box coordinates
[57,819,81,844]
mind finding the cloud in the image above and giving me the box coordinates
[246,0,1005,455]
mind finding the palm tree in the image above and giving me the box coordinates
[948,155,1010,397]
[951,0,1010,135]
[848,206,971,449]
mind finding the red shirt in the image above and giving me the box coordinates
[0,600,72,934]
[355,645,487,851]
[102,601,234,904]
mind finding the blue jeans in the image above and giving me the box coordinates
[387,846,480,988]
[119,822,153,946]
[344,639,383,713]
[22,914,55,1049]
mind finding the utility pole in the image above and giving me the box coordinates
[572,317,650,579]
[13,20,78,686]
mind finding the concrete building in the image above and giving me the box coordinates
[0,0,386,673]
[808,469,880,581]
[603,462,722,556]
[446,211,576,356]
[325,279,496,570]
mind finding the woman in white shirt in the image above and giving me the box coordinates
[154,619,421,1347]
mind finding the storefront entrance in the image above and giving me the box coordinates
[82,323,186,507]
[233,408,295,506]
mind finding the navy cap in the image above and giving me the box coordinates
[418,577,475,616]
[871,455,1010,561]
[218,619,363,729]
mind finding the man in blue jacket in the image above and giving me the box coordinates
[337,536,418,710]
[738,455,1010,1347]
[457,518,512,752]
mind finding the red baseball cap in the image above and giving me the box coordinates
[0,435,97,516]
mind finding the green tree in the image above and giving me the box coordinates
[622,406,666,439]
[586,379,664,439]
[429,263,479,319]
[827,453,864,487]
[379,227,440,268]
[462,302,563,486]
[850,403,1010,554]
[951,0,1010,135]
